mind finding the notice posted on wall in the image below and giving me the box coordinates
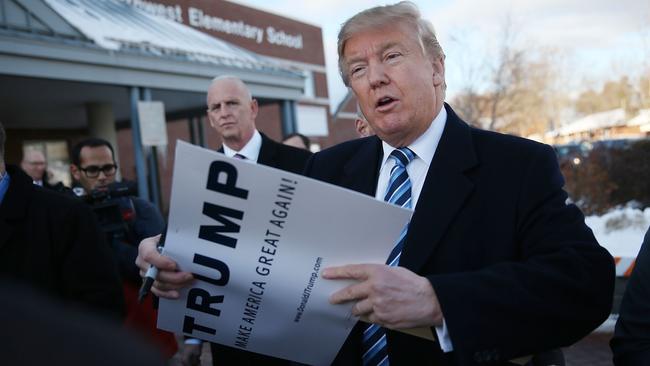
[157,141,412,365]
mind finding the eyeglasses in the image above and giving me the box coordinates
[80,164,118,178]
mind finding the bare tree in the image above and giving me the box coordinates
[446,28,488,125]
[486,16,525,131]
[450,16,568,138]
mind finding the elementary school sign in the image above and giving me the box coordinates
[119,0,325,64]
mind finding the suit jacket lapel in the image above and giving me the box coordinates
[400,105,478,273]
[257,133,278,167]
[342,136,383,196]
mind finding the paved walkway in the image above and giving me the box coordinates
[563,316,616,366]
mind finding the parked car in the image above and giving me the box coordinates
[554,139,642,167]
[554,142,591,166]
[592,138,637,151]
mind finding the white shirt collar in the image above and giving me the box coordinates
[380,106,447,166]
[222,130,262,163]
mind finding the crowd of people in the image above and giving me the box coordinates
[1,2,648,366]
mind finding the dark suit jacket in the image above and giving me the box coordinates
[218,132,312,175]
[211,132,312,365]
[611,227,650,365]
[304,105,614,365]
[0,165,124,320]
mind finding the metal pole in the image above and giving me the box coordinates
[198,115,206,147]
[188,116,197,145]
[141,87,161,210]
[281,100,298,137]
[130,86,149,200]
[148,146,161,209]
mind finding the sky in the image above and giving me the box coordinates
[238,0,650,110]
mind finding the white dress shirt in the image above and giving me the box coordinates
[374,107,454,352]
[222,130,262,163]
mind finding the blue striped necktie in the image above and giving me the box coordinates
[362,147,416,366]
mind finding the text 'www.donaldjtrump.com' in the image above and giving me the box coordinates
[294,257,323,322]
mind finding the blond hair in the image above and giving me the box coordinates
[337,1,445,86]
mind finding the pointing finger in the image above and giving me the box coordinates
[322,263,377,280]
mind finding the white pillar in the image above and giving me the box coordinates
[85,102,121,179]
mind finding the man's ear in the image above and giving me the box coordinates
[207,110,218,130]
[70,164,81,181]
[250,99,259,119]
[355,119,365,136]
[432,56,445,87]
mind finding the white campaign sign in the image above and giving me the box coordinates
[158,141,412,365]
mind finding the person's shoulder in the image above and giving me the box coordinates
[276,140,313,160]
[30,185,95,220]
[446,106,548,156]
[305,136,380,179]
[260,132,311,160]
[470,127,552,161]
[471,126,545,149]
[128,195,165,233]
[130,195,154,207]
[314,135,378,160]
[129,195,162,216]
[32,184,85,208]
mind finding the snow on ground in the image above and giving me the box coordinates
[585,206,650,258]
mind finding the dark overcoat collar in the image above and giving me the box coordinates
[340,104,479,272]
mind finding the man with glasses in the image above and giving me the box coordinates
[71,137,167,284]
[70,138,120,194]
[70,138,177,359]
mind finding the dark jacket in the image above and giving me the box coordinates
[611,227,650,365]
[109,195,166,283]
[304,105,614,365]
[0,165,124,320]
[1,280,164,366]
[218,132,312,175]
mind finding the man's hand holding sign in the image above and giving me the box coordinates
[136,235,193,299]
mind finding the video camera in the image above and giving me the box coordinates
[75,181,145,283]
[75,181,138,241]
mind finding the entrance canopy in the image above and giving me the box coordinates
[0,0,305,129]
[1,0,307,207]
